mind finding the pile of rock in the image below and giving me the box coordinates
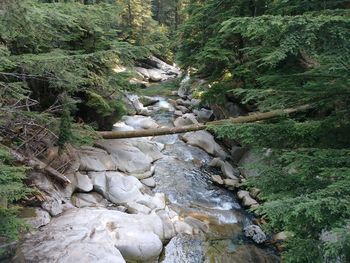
[16,135,195,262]
[134,56,181,83]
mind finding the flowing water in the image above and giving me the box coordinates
[148,97,279,263]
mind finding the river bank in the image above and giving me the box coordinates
[12,63,279,262]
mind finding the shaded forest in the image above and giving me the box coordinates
[1,0,350,262]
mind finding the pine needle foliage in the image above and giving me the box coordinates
[179,0,350,262]
[0,147,30,244]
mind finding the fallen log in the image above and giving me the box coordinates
[99,104,311,139]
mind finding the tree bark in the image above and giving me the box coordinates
[99,104,311,139]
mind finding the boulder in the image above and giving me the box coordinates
[71,192,107,208]
[23,208,51,229]
[29,172,66,216]
[88,172,143,204]
[223,179,239,188]
[148,69,163,82]
[190,99,201,108]
[135,67,150,80]
[175,105,190,114]
[15,208,169,262]
[88,172,165,211]
[112,122,135,132]
[182,131,228,159]
[156,210,177,240]
[211,175,224,185]
[209,158,239,180]
[193,108,214,122]
[122,115,158,130]
[105,172,143,205]
[244,225,267,244]
[147,56,181,77]
[174,113,199,127]
[174,110,183,116]
[125,202,152,214]
[139,96,159,106]
[75,172,93,192]
[96,140,153,174]
[78,147,117,172]
[237,190,259,207]
[41,198,63,217]
[141,177,156,188]
[176,98,192,107]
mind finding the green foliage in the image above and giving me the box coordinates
[179,0,350,262]
[0,147,30,243]
[58,95,73,149]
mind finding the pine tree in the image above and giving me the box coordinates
[179,0,350,262]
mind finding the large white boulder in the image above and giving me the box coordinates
[78,146,117,172]
[112,122,135,132]
[71,192,107,208]
[209,158,239,180]
[96,140,153,174]
[75,172,93,192]
[174,113,199,127]
[14,208,167,262]
[96,138,163,174]
[122,115,158,130]
[23,208,51,229]
[181,131,228,159]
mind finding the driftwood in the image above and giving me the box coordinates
[2,145,71,185]
[99,105,311,139]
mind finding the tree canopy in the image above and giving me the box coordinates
[0,0,349,262]
[178,0,350,262]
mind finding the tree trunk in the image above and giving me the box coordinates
[99,104,311,139]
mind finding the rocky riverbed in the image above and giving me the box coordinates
[13,64,280,262]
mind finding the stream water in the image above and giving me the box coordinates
[148,97,279,263]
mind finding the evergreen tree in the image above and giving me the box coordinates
[179,0,350,262]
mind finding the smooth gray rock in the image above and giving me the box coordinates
[141,177,156,188]
[24,208,51,229]
[237,190,258,207]
[209,158,239,180]
[72,192,107,208]
[135,67,150,80]
[182,131,228,159]
[41,198,63,217]
[75,172,93,192]
[139,96,159,106]
[176,98,192,107]
[174,110,183,116]
[212,175,224,185]
[193,108,214,122]
[175,105,189,114]
[96,140,153,174]
[174,113,199,127]
[15,208,167,262]
[78,147,117,172]
[112,122,135,131]
[122,115,158,130]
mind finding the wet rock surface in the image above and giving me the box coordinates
[16,85,279,262]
